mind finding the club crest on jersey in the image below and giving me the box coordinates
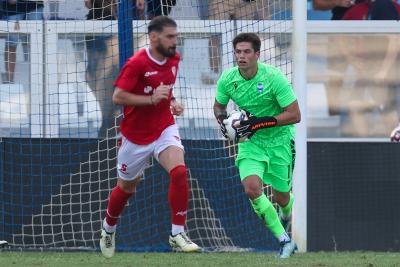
[171,66,176,77]
[144,86,153,94]
[257,82,264,93]
[233,82,238,90]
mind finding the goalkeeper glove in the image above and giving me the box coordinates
[236,110,278,140]
[390,123,400,142]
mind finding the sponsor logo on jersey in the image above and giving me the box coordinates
[257,82,264,93]
[144,86,153,94]
[144,71,158,77]
[171,66,176,76]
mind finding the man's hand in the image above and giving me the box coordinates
[151,82,170,105]
[390,124,400,142]
[233,110,277,140]
[171,100,184,116]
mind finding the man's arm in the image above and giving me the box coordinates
[235,100,301,139]
[275,100,301,126]
[213,100,228,138]
[313,0,354,10]
[113,84,169,107]
[213,100,228,123]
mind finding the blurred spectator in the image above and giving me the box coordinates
[84,0,120,137]
[1,0,44,84]
[342,0,400,19]
[201,0,273,84]
[313,0,362,20]
[133,0,176,19]
[341,0,400,136]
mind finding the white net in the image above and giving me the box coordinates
[1,0,293,251]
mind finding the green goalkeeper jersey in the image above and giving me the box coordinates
[215,62,297,147]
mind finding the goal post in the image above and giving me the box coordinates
[292,0,308,253]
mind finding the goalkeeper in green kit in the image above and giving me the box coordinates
[213,33,301,258]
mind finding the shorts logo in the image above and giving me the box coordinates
[173,135,180,141]
[144,71,158,77]
[119,163,128,175]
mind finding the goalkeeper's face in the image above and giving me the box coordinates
[155,26,178,58]
[234,42,260,70]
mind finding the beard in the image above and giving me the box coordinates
[156,43,176,58]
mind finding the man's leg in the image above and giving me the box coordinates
[100,136,152,258]
[269,141,295,233]
[103,178,140,232]
[274,189,294,232]
[157,145,200,252]
[100,177,140,258]
[156,125,200,252]
[238,159,289,241]
[238,158,296,259]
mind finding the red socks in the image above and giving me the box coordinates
[168,165,189,226]
[105,165,189,228]
[105,185,133,226]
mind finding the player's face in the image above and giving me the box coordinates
[234,42,260,70]
[155,26,178,58]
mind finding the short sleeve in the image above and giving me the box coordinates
[272,69,297,108]
[114,61,140,92]
[215,75,230,105]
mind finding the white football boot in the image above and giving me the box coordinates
[169,232,201,252]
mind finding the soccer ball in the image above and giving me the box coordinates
[224,110,248,143]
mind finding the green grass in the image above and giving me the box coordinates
[1,252,400,267]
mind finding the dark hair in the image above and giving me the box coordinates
[233,33,261,52]
[148,16,177,34]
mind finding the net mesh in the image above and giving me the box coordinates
[0,0,292,251]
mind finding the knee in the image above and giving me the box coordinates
[169,165,188,187]
[117,177,141,193]
[244,183,262,200]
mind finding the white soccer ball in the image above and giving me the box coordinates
[224,110,248,143]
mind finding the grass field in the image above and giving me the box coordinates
[1,251,400,267]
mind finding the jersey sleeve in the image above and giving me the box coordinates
[114,61,140,92]
[215,74,230,105]
[271,69,297,108]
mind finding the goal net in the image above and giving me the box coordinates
[0,0,292,252]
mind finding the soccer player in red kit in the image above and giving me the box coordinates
[99,16,200,258]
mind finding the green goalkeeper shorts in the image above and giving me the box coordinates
[236,139,295,193]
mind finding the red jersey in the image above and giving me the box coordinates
[114,48,180,145]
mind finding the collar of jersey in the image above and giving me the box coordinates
[146,47,167,65]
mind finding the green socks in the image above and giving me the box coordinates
[250,194,285,239]
[280,193,294,219]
